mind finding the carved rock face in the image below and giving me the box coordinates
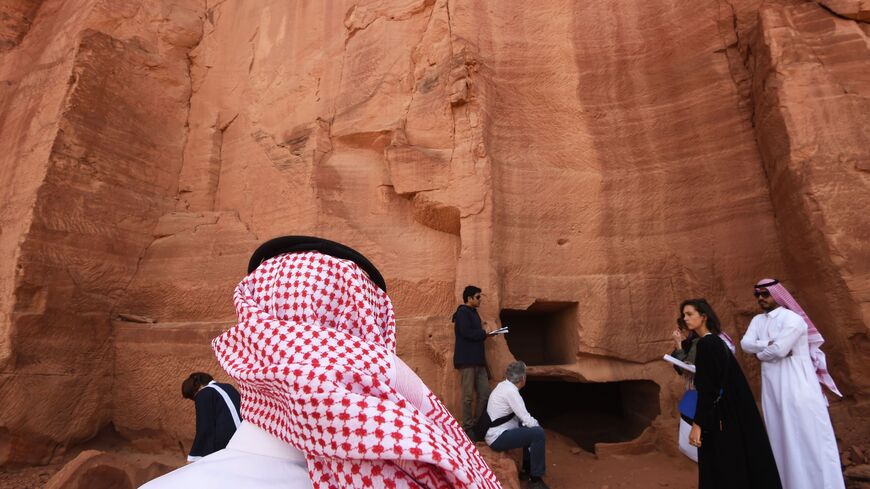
[0,2,867,482]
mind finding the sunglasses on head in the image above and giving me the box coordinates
[754,290,771,298]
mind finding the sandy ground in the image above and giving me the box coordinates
[4,429,863,489]
[0,463,60,489]
[531,431,697,489]
[0,433,696,489]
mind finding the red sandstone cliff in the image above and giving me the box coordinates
[0,0,867,472]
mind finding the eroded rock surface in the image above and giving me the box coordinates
[43,449,175,489]
[0,0,867,470]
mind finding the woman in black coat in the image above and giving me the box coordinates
[680,299,782,489]
[181,372,242,461]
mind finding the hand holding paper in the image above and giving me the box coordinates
[489,326,509,336]
[663,354,696,373]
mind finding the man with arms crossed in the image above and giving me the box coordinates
[740,278,844,489]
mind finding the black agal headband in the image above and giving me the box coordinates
[247,236,387,292]
[755,279,780,289]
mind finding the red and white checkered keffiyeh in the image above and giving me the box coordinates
[756,278,842,397]
[212,251,501,489]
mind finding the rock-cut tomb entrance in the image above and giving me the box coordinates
[500,301,661,452]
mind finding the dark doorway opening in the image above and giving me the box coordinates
[522,378,660,452]
[500,302,578,366]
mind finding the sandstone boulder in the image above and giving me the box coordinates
[44,450,175,489]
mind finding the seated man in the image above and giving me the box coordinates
[485,361,548,489]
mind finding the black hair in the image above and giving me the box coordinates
[463,285,482,303]
[182,372,213,400]
[679,298,722,335]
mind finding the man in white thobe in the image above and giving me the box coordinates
[141,422,312,489]
[740,278,844,489]
[139,236,501,489]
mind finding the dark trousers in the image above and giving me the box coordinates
[489,426,546,477]
[459,366,490,430]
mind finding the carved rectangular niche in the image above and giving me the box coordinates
[499,301,579,366]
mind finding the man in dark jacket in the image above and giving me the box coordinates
[453,285,493,436]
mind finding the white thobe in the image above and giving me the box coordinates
[139,421,312,489]
[741,307,844,489]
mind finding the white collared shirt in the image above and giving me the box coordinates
[140,422,312,488]
[484,380,539,446]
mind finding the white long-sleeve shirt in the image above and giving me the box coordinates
[484,380,539,445]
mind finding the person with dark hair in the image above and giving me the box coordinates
[670,317,700,462]
[453,285,496,437]
[181,372,212,400]
[740,279,844,489]
[680,299,782,489]
[671,317,699,366]
[182,372,241,462]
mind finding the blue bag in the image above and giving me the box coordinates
[678,389,697,421]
